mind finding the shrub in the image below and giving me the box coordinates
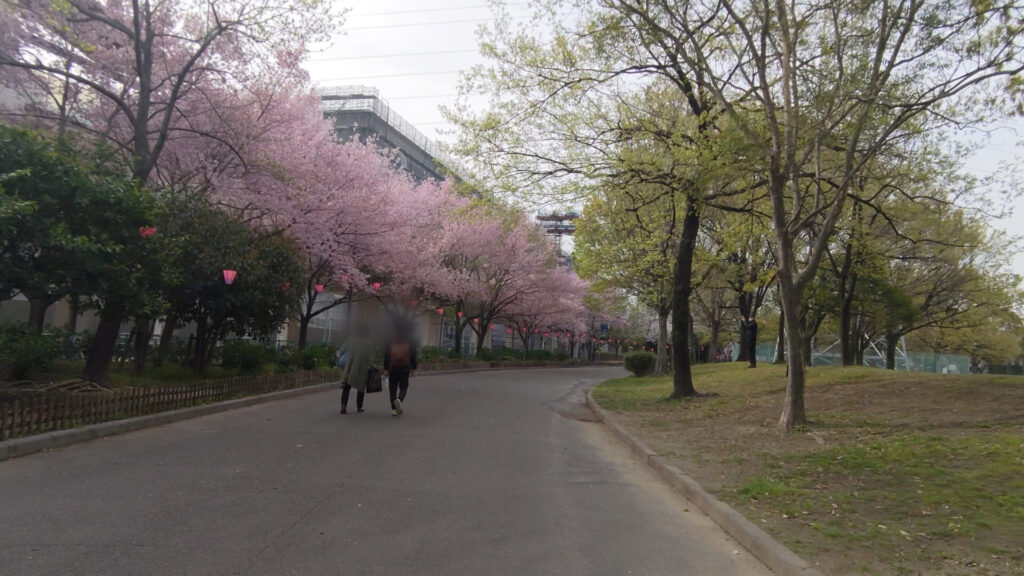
[623,351,657,377]
[0,324,63,380]
[299,344,338,370]
[219,340,273,374]
[274,345,300,370]
[477,347,519,361]
[525,349,555,361]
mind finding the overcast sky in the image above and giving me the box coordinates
[302,0,1024,277]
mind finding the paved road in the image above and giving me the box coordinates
[0,367,771,576]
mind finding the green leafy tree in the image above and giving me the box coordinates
[159,195,304,374]
[451,1,1023,430]
[575,185,676,373]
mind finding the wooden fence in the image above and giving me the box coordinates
[0,370,336,441]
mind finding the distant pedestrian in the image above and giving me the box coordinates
[741,316,758,368]
[384,328,418,416]
[340,325,375,414]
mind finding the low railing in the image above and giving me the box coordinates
[0,370,336,441]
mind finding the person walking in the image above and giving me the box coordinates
[383,329,418,416]
[340,326,375,414]
[741,316,759,368]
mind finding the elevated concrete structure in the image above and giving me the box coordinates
[320,86,456,183]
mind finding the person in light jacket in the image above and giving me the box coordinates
[340,326,374,414]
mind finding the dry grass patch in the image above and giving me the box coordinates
[593,363,1024,575]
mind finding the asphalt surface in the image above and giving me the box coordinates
[0,366,771,576]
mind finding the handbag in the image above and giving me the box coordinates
[365,366,383,393]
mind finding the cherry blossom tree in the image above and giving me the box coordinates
[0,0,338,383]
[502,265,588,359]
[426,203,569,357]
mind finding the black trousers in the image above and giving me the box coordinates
[341,384,364,409]
[388,369,410,409]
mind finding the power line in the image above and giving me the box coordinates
[308,49,477,62]
[348,3,527,18]
[344,18,489,31]
[316,70,465,82]
[385,93,460,100]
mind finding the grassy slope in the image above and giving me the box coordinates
[593,363,1024,576]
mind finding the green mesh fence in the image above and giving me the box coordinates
[754,343,971,374]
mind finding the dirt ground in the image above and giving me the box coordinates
[593,363,1024,576]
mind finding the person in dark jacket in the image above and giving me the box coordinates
[741,316,758,368]
[383,330,418,416]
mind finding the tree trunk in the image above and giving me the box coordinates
[839,277,857,365]
[64,298,80,358]
[777,252,808,432]
[194,320,223,375]
[885,330,899,370]
[454,316,466,358]
[298,315,311,350]
[133,316,154,376]
[854,333,866,366]
[82,310,123,384]
[26,295,52,332]
[773,309,786,364]
[669,199,700,398]
[66,299,80,333]
[193,319,208,374]
[737,292,751,362]
[654,308,670,375]
[737,321,749,363]
[709,316,722,362]
[475,327,488,358]
[156,314,176,366]
[838,243,857,365]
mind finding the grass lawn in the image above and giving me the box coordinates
[593,363,1024,576]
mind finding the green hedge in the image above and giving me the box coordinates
[0,324,63,380]
[219,340,274,374]
[623,351,657,377]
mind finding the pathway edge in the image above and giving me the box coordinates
[585,389,824,576]
[0,381,341,462]
[0,364,602,462]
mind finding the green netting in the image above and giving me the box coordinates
[754,343,971,374]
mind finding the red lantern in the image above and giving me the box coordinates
[457,311,463,318]
[372,282,381,291]
[411,299,419,306]
[473,318,479,324]
[314,284,324,293]
[138,226,157,237]
[489,324,495,330]
[222,269,237,285]
[506,328,513,334]
[437,307,444,315]
[544,332,549,337]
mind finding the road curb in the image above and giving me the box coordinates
[585,390,823,576]
[0,381,340,462]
